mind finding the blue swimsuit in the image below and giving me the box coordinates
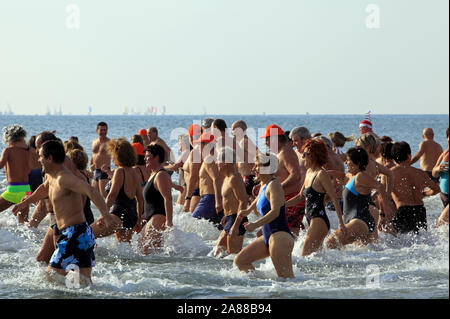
[256,179,293,247]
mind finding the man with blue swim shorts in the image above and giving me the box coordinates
[13,140,118,285]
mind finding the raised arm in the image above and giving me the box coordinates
[410,142,424,165]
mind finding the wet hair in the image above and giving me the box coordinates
[290,126,311,140]
[314,135,333,150]
[276,133,288,145]
[380,136,393,143]
[96,122,108,130]
[107,138,137,167]
[284,131,292,142]
[212,119,227,132]
[328,131,355,148]
[311,132,322,138]
[67,149,88,170]
[146,143,166,164]
[302,138,328,166]
[148,126,158,136]
[391,141,411,164]
[28,136,37,149]
[64,140,84,153]
[356,133,378,154]
[257,152,278,175]
[202,118,214,129]
[131,134,143,145]
[41,140,66,164]
[346,147,369,171]
[379,142,394,160]
[2,124,27,144]
[232,120,247,132]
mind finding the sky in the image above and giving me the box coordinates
[0,0,448,115]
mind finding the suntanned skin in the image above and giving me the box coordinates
[410,128,443,172]
[231,121,259,178]
[213,162,248,257]
[147,128,173,163]
[12,147,118,284]
[0,139,31,222]
[183,145,202,212]
[90,125,111,198]
[198,144,223,213]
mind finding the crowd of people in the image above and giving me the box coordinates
[0,116,448,284]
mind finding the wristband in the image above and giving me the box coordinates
[185,196,192,200]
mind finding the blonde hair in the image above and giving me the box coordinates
[356,133,378,154]
[329,131,355,148]
[67,149,88,170]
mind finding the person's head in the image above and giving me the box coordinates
[391,141,412,164]
[355,133,378,155]
[145,143,166,169]
[379,142,394,161]
[178,134,192,152]
[301,138,328,168]
[284,131,293,148]
[96,122,108,138]
[380,136,393,143]
[311,132,322,138]
[231,120,247,140]
[69,136,79,143]
[289,126,311,152]
[35,131,57,150]
[202,118,214,130]
[64,140,84,153]
[131,141,146,166]
[39,140,66,171]
[314,135,333,151]
[255,152,278,177]
[216,147,236,174]
[147,126,158,141]
[359,119,373,134]
[67,149,89,170]
[2,124,26,145]
[345,147,369,174]
[187,124,203,145]
[212,119,227,134]
[107,138,137,168]
[261,124,285,152]
[131,134,143,145]
[28,136,37,149]
[328,131,354,148]
[422,128,434,140]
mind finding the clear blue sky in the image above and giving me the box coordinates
[0,0,448,115]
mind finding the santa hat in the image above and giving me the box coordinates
[359,111,373,129]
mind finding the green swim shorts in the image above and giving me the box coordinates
[1,184,31,204]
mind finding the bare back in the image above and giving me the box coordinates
[1,146,31,183]
[275,146,301,194]
[419,140,443,171]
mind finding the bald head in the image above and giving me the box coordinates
[423,128,434,139]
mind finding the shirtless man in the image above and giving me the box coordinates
[12,140,118,285]
[231,120,260,201]
[410,128,443,183]
[90,122,111,198]
[147,126,173,164]
[289,126,311,189]
[0,125,31,223]
[191,132,224,229]
[262,124,304,235]
[385,142,440,235]
[213,147,249,257]
[182,124,203,212]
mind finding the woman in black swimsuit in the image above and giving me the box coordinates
[286,139,346,256]
[138,144,174,254]
[90,138,143,243]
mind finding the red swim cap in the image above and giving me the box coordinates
[260,124,284,138]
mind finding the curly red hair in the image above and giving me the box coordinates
[301,138,328,166]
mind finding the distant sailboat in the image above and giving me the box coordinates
[123,106,129,115]
[161,105,166,115]
[88,106,92,115]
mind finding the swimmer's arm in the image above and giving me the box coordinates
[422,171,441,196]
[432,153,445,178]
[285,184,305,207]
[251,181,284,229]
[20,180,49,205]
[280,153,301,191]
[410,142,424,165]
[156,172,173,227]
[326,170,346,180]
[185,161,200,201]
[206,162,223,209]
[0,148,9,170]
[320,172,345,227]
[104,168,123,209]
[377,163,394,195]
[134,171,144,219]
[62,172,109,218]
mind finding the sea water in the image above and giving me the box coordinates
[0,114,448,299]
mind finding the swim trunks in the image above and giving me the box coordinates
[392,205,427,234]
[28,168,44,192]
[49,222,96,270]
[49,212,61,237]
[284,192,305,231]
[243,175,257,196]
[223,214,248,236]
[1,183,31,204]
[192,188,200,197]
[93,169,109,182]
[192,194,224,230]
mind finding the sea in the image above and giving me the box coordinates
[0,114,448,299]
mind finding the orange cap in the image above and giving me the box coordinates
[138,129,147,136]
[260,124,284,138]
[194,132,215,144]
[132,142,145,155]
[187,124,203,137]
